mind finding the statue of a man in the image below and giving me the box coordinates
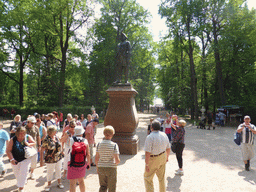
[115,32,132,84]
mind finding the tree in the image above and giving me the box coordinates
[1,0,34,106]
[159,0,199,119]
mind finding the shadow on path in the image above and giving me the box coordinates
[238,169,256,185]
[166,176,182,192]
[184,125,244,170]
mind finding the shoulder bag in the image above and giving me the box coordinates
[234,132,241,146]
[24,135,37,158]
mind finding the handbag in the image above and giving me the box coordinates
[171,142,178,153]
[24,146,37,158]
[234,132,241,146]
[24,135,37,158]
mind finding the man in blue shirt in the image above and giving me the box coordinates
[0,122,10,177]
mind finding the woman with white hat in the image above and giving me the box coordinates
[67,126,90,192]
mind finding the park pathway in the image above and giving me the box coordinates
[1,113,256,192]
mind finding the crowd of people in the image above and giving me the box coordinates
[0,110,121,192]
[1,108,255,192]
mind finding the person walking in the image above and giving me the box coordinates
[35,114,47,166]
[60,120,76,179]
[206,111,214,130]
[171,119,186,176]
[0,122,10,178]
[95,125,120,192]
[85,119,99,166]
[144,121,171,192]
[25,116,40,180]
[67,126,90,192]
[63,113,72,129]
[237,115,256,171]
[147,118,154,135]
[9,115,22,138]
[163,118,172,142]
[42,125,64,191]
[6,127,35,192]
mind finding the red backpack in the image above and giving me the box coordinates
[69,137,86,167]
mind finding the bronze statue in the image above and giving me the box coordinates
[114,32,132,84]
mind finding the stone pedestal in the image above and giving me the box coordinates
[104,84,139,155]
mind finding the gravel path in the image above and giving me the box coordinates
[0,114,255,192]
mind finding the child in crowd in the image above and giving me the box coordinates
[95,125,120,192]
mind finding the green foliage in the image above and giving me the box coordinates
[88,0,156,109]
[157,0,256,120]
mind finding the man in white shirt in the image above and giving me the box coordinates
[237,115,256,171]
[144,121,171,192]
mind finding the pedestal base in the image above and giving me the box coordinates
[104,84,139,155]
[111,134,139,155]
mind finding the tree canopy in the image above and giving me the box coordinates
[1,0,256,122]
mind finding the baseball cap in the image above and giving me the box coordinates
[27,116,37,123]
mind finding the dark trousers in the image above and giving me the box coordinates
[175,143,185,169]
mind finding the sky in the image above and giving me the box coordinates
[136,0,256,42]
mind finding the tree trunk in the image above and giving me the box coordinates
[59,51,66,107]
[186,20,198,120]
[212,19,226,105]
[19,57,24,107]
[201,36,208,111]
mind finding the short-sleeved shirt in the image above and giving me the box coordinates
[39,125,46,139]
[238,123,256,145]
[47,119,56,127]
[85,122,94,145]
[25,125,40,148]
[144,131,170,155]
[92,113,99,119]
[96,140,119,168]
[10,121,22,138]
[0,129,10,154]
[172,126,185,144]
[81,119,87,129]
[69,136,88,152]
[42,135,63,163]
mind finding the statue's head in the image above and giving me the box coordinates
[120,32,127,42]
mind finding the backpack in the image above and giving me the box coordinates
[69,137,86,167]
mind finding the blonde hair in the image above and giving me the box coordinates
[179,119,186,127]
[103,125,115,137]
[14,114,21,121]
[67,113,72,119]
[47,125,57,135]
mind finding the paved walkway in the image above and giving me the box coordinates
[0,114,256,192]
